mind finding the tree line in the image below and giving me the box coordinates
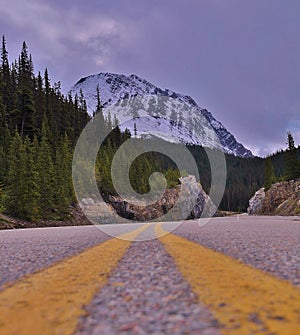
[0,37,89,220]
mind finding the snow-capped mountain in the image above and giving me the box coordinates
[71,73,253,157]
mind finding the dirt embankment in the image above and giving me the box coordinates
[0,206,92,230]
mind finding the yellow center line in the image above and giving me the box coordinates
[155,223,300,335]
[0,224,149,335]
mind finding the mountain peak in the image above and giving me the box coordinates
[71,72,253,158]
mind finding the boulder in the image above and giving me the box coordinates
[109,175,215,222]
[247,188,265,214]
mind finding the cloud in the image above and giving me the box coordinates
[0,0,300,156]
[0,0,136,86]
[288,116,300,147]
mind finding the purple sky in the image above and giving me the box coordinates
[1,0,300,156]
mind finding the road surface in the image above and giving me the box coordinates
[0,215,299,335]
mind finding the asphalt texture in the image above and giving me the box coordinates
[173,215,300,286]
[0,225,110,288]
[0,215,299,335]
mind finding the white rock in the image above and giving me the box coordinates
[248,188,265,214]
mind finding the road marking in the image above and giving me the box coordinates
[156,223,300,335]
[0,224,149,335]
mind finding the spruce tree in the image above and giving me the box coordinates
[5,133,40,220]
[285,132,300,180]
[54,134,73,216]
[23,136,40,220]
[0,110,10,184]
[1,36,11,111]
[43,68,52,130]
[0,95,6,133]
[37,119,55,218]
[33,71,45,132]
[5,131,26,217]
[264,156,276,191]
[17,86,35,138]
[1,36,9,78]
[94,85,104,118]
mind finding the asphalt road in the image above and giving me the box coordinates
[0,215,299,335]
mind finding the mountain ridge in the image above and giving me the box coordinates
[71,72,253,158]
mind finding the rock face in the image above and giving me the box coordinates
[247,188,265,214]
[80,198,118,224]
[248,180,300,215]
[80,176,216,223]
[110,176,215,222]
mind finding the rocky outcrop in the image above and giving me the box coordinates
[80,175,216,223]
[248,180,300,216]
[109,175,216,222]
[247,188,265,214]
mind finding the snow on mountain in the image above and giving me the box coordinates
[71,73,253,157]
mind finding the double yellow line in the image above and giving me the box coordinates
[156,223,300,335]
[1,223,300,335]
[0,225,148,335]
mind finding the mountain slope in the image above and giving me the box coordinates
[71,73,253,157]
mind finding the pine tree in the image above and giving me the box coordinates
[113,124,122,147]
[0,94,6,130]
[54,134,73,216]
[5,131,26,217]
[23,137,40,220]
[17,85,35,138]
[98,139,115,194]
[285,132,300,180]
[1,36,9,77]
[92,85,107,142]
[33,71,45,132]
[18,41,34,88]
[43,68,52,130]
[264,156,276,191]
[123,127,131,140]
[5,134,40,220]
[37,119,55,218]
[44,68,50,105]
[0,105,10,184]
[1,35,12,113]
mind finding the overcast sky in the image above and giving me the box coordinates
[0,0,299,156]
